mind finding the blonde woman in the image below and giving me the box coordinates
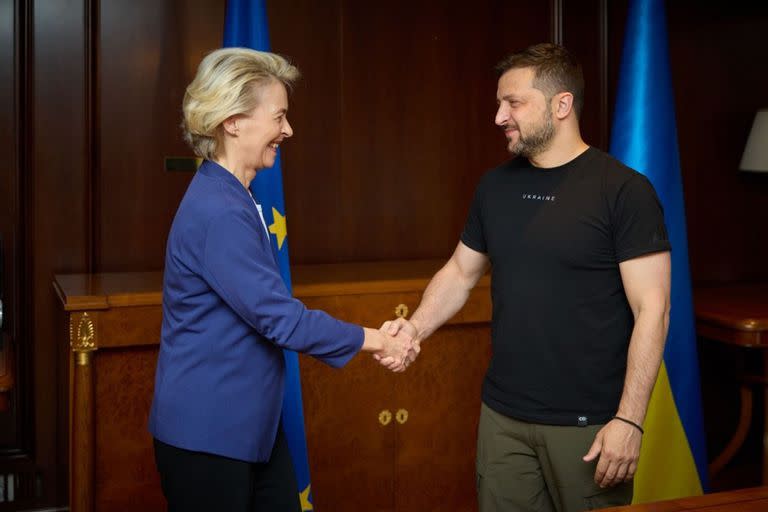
[148,48,417,512]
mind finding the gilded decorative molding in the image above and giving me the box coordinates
[70,312,98,365]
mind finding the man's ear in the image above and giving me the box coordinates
[553,92,574,119]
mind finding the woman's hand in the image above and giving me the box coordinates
[362,327,420,372]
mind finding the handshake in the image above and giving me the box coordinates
[364,318,421,372]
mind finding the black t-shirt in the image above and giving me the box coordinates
[461,147,671,426]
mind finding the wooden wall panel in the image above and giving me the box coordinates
[97,0,225,271]
[666,2,768,284]
[607,0,768,284]
[0,0,17,287]
[266,0,345,263]
[94,0,562,268]
[0,0,21,447]
[563,0,608,150]
[0,1,51,508]
[31,0,91,505]
[270,0,550,264]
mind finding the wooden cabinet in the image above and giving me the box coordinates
[53,273,166,512]
[293,261,491,511]
[53,260,491,512]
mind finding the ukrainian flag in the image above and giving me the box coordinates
[223,1,314,509]
[609,0,708,501]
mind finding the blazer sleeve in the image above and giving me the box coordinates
[202,207,363,368]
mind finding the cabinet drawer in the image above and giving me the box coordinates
[298,286,491,327]
[299,292,424,326]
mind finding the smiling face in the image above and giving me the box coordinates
[494,67,556,158]
[233,79,293,171]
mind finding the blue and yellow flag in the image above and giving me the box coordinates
[223,1,313,509]
[609,0,708,502]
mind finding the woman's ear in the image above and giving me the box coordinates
[222,115,239,136]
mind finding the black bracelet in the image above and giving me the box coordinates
[612,415,644,434]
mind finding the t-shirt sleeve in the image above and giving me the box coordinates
[612,174,672,262]
[460,180,488,253]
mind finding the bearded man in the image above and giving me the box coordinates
[381,43,672,512]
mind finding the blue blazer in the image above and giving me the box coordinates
[149,160,363,463]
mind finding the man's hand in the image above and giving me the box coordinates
[582,419,642,487]
[374,318,420,371]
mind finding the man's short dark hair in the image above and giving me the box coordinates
[496,43,585,118]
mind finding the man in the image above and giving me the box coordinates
[380,43,671,511]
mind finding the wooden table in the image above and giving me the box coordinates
[693,283,768,483]
[601,486,768,511]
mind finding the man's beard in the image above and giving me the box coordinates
[507,110,555,158]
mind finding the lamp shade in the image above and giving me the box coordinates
[740,109,768,172]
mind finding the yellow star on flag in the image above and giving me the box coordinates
[268,207,287,250]
[299,484,313,511]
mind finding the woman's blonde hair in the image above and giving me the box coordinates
[182,47,300,160]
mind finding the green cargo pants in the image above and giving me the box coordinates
[476,403,633,512]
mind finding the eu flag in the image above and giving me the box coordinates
[609,0,708,502]
[224,1,313,509]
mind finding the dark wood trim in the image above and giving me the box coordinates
[598,0,608,150]
[27,0,91,505]
[84,0,97,273]
[0,1,42,507]
[18,0,34,461]
[0,0,22,454]
[551,0,563,44]
[70,347,95,512]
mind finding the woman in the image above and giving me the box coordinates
[148,48,415,512]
